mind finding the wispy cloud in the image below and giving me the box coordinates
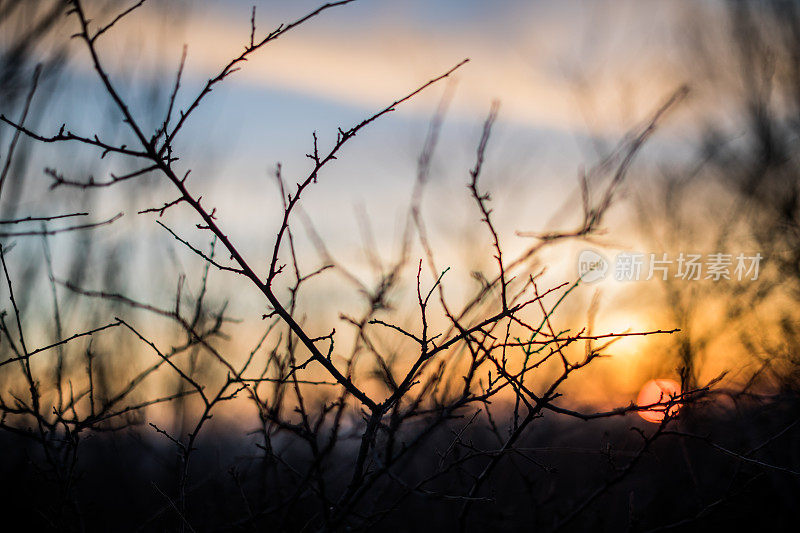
[83,0,694,135]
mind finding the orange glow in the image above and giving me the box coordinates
[637,379,681,423]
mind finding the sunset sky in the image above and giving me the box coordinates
[3,0,753,406]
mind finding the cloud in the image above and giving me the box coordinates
[80,0,694,136]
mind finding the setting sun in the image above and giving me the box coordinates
[637,379,682,423]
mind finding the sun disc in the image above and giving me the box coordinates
[637,379,681,423]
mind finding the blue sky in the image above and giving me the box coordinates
[4,0,714,318]
[5,0,716,305]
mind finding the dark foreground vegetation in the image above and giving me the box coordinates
[1,395,799,532]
